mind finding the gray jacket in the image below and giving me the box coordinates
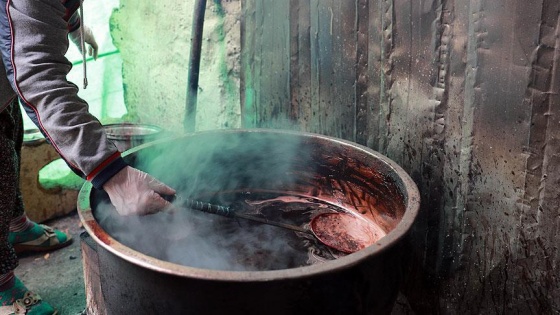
[0,0,127,189]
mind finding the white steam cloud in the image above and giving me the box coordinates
[93,130,341,271]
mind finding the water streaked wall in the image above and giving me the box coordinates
[112,0,559,312]
[241,1,559,313]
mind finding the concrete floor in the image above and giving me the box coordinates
[15,211,87,315]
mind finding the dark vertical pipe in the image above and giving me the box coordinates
[184,0,208,132]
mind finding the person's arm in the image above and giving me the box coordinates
[1,0,174,215]
[67,10,98,60]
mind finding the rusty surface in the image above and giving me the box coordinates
[311,212,385,253]
[240,0,560,313]
[80,233,107,315]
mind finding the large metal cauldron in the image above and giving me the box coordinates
[78,129,420,315]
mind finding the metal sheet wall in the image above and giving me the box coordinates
[240,0,560,313]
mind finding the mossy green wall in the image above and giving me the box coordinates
[110,0,242,133]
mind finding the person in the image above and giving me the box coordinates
[0,1,176,314]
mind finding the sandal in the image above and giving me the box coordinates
[8,224,72,254]
[0,278,57,315]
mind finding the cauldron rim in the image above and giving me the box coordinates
[78,128,420,282]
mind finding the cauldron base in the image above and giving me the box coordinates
[80,232,402,315]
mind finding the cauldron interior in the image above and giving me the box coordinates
[113,129,406,229]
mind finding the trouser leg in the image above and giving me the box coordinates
[0,98,24,274]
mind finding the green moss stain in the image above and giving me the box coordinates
[38,159,85,191]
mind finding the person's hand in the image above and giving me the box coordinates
[69,25,99,60]
[103,166,176,216]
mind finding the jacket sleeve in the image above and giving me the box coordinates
[1,0,127,189]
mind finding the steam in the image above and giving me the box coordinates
[94,130,331,271]
[95,200,312,271]
[136,130,306,200]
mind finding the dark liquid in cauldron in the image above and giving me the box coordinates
[95,191,353,271]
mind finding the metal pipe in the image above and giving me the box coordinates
[184,0,208,132]
[173,196,311,234]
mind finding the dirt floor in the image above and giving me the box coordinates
[14,211,87,315]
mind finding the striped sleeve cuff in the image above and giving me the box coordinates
[89,157,128,190]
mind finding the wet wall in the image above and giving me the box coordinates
[241,0,559,313]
